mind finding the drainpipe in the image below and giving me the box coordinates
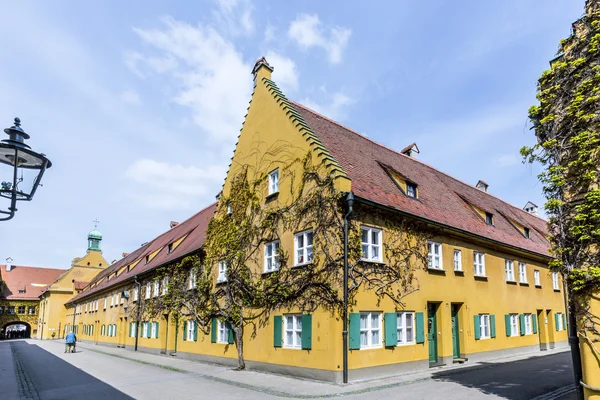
[342,192,354,384]
[39,298,46,340]
[134,275,142,352]
[563,275,584,400]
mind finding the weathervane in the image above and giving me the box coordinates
[93,218,99,228]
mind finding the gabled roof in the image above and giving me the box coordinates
[67,202,217,304]
[0,266,67,301]
[292,102,550,258]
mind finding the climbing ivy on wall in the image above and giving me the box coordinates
[521,0,600,351]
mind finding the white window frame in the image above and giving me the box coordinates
[186,320,195,341]
[359,312,382,349]
[396,311,415,345]
[453,249,462,271]
[518,262,527,283]
[151,322,157,339]
[361,227,383,262]
[427,241,443,269]
[509,314,519,337]
[162,277,169,295]
[264,241,280,272]
[479,314,491,339]
[217,320,230,344]
[218,261,228,282]
[557,313,564,331]
[294,230,314,266]
[189,269,197,289]
[283,314,302,349]
[474,252,486,276]
[268,169,279,195]
[130,322,137,338]
[534,270,541,286]
[553,272,560,290]
[153,280,160,297]
[505,260,515,281]
[406,182,417,198]
[133,287,139,302]
[145,282,151,299]
[110,294,114,307]
[524,313,533,335]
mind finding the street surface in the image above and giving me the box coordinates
[0,339,576,400]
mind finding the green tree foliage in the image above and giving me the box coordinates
[522,0,600,345]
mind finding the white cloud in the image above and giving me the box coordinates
[124,159,226,210]
[130,17,252,143]
[300,92,354,120]
[124,51,178,78]
[288,14,351,64]
[493,153,521,167]
[264,25,275,43]
[214,0,254,36]
[266,51,298,92]
[120,90,141,105]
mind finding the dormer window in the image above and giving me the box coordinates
[268,169,279,195]
[485,212,494,225]
[168,243,173,253]
[524,227,530,238]
[406,182,417,198]
[145,255,150,264]
[226,204,233,215]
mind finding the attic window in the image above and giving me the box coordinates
[524,227,530,239]
[485,212,494,225]
[18,289,25,294]
[145,255,150,264]
[227,204,233,215]
[406,182,417,198]
[168,243,173,253]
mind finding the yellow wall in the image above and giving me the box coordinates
[0,299,40,337]
[581,295,600,400]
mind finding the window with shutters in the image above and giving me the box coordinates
[294,230,313,265]
[186,320,195,341]
[264,241,280,272]
[396,312,415,345]
[217,320,229,344]
[474,252,486,276]
[552,272,560,290]
[518,262,527,283]
[509,314,519,336]
[427,242,442,269]
[505,260,515,281]
[145,282,151,299]
[284,315,302,349]
[151,322,157,339]
[361,227,382,262]
[524,314,533,335]
[359,312,382,349]
[130,322,137,337]
[479,314,491,339]
[557,313,564,331]
[453,250,462,271]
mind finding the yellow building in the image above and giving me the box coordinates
[38,228,109,339]
[65,58,567,383]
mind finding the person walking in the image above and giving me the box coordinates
[65,331,77,353]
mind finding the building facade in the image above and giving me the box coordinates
[63,58,567,382]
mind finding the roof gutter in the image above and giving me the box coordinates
[353,195,552,263]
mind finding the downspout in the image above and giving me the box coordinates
[342,192,354,384]
[40,297,46,340]
[134,275,142,352]
[563,275,584,400]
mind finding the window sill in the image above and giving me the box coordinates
[474,275,488,281]
[506,280,517,285]
[262,269,280,276]
[360,346,383,350]
[282,346,302,350]
[535,285,542,289]
[266,192,279,202]
[360,259,387,266]
[292,262,313,269]
[554,289,561,292]
[396,342,416,347]
[427,268,446,275]
[454,269,464,275]
[519,282,529,287]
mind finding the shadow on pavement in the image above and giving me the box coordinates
[430,352,574,400]
[11,341,134,400]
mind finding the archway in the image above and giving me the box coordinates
[1,321,32,339]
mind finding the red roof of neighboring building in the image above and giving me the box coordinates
[293,102,550,258]
[0,266,67,300]
[73,281,89,291]
[68,202,217,304]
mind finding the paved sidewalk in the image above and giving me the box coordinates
[0,341,20,400]
[35,339,572,398]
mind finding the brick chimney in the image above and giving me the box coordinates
[251,56,273,83]
[476,180,489,192]
[5,257,13,272]
[170,221,179,229]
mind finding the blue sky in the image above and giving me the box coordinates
[0,0,584,269]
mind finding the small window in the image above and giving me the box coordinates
[189,269,197,289]
[485,212,494,225]
[453,250,462,271]
[162,276,169,295]
[534,270,541,286]
[509,314,519,336]
[17,306,25,314]
[18,289,25,294]
[145,282,151,299]
[359,312,382,349]
[518,263,527,283]
[168,243,173,253]
[153,281,160,297]
[218,261,228,282]
[524,314,533,335]
[427,242,443,269]
[151,322,158,339]
[284,315,302,349]
[552,272,560,290]
[505,260,515,281]
[7,306,15,315]
[557,313,565,331]
[524,227,530,238]
[145,255,150,264]
[474,252,486,276]
[186,320,195,341]
[479,314,491,339]
[294,230,314,265]
[133,287,139,302]
[406,182,417,198]
[396,312,415,345]
[227,204,233,215]
[264,241,280,272]
[217,320,230,344]
[361,227,382,262]
[0,306,4,315]
[268,169,279,195]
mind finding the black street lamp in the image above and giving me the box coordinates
[0,117,52,221]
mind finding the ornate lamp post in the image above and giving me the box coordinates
[0,118,52,221]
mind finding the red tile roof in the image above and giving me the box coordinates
[293,102,550,258]
[73,281,89,291]
[67,202,217,304]
[0,266,67,300]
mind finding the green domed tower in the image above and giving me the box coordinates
[87,228,102,252]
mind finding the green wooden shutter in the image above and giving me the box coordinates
[520,314,525,336]
[349,313,361,349]
[415,312,425,344]
[227,322,234,344]
[490,315,496,338]
[384,313,398,347]
[555,313,560,331]
[155,322,159,339]
[183,321,187,341]
[505,315,511,337]
[211,318,217,343]
[193,321,198,341]
[273,316,282,347]
[128,322,132,337]
[301,314,312,350]
[562,314,567,331]
[474,315,481,340]
[532,315,538,334]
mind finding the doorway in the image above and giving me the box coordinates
[451,304,461,359]
[427,303,439,364]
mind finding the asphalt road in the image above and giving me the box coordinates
[3,340,575,400]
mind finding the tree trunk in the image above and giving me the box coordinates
[235,322,245,370]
